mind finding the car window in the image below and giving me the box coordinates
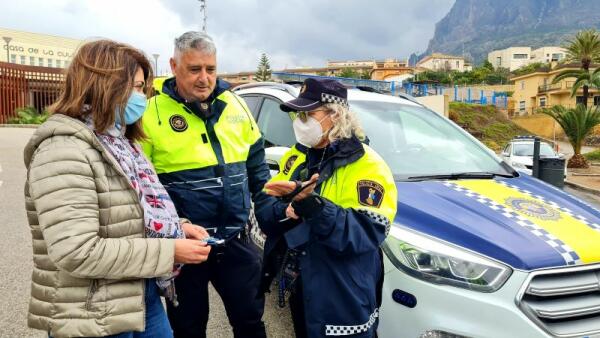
[503,144,511,155]
[512,143,556,157]
[350,100,512,180]
[256,98,296,147]
[241,95,262,119]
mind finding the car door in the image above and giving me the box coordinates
[241,95,296,175]
[240,95,263,119]
[255,97,296,148]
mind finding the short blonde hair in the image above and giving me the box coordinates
[322,103,365,143]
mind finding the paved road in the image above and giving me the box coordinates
[2,127,600,338]
[0,127,292,338]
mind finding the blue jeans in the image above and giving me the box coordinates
[50,279,173,338]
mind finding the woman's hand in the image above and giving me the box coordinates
[264,174,319,201]
[182,222,209,240]
[174,239,211,264]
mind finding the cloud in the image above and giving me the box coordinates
[0,0,455,73]
[160,0,455,72]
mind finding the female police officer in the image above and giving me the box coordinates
[259,78,397,338]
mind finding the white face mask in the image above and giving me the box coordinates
[292,114,330,148]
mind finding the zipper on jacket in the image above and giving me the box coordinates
[85,279,98,311]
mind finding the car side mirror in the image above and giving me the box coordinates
[501,152,509,157]
[264,146,291,177]
[558,153,565,159]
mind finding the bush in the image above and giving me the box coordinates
[7,107,49,124]
[584,149,600,161]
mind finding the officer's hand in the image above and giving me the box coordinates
[174,239,211,264]
[265,174,319,201]
[286,204,299,220]
[182,222,210,240]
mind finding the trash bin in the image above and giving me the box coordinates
[537,158,566,188]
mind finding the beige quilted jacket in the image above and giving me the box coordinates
[23,114,176,337]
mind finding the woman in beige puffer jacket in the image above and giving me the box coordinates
[23,40,211,338]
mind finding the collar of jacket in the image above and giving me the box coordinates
[308,135,365,185]
[161,77,231,119]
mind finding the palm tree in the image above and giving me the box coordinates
[553,67,600,98]
[552,29,600,107]
[542,105,600,168]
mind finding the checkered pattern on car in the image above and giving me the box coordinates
[444,182,580,265]
[497,180,600,233]
[321,93,348,106]
[357,209,391,236]
[325,308,378,336]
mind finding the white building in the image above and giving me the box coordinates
[488,46,566,71]
[1,27,82,68]
[416,53,471,72]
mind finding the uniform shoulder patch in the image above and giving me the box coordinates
[169,114,188,132]
[283,155,298,175]
[357,180,385,208]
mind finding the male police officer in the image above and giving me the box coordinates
[141,31,269,338]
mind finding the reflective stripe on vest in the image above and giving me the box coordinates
[141,90,261,174]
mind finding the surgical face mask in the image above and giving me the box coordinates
[292,114,330,148]
[116,91,147,129]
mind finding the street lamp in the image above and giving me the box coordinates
[2,36,12,63]
[152,53,159,75]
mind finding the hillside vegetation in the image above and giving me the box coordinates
[449,102,530,151]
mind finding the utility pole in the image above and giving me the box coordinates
[152,53,159,75]
[2,36,12,63]
[199,0,207,32]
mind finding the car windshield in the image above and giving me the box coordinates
[512,143,556,157]
[350,100,513,181]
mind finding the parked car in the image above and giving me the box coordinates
[233,82,600,338]
[501,136,567,177]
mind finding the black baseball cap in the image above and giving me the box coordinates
[280,78,348,112]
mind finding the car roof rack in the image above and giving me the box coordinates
[232,82,298,97]
[513,135,538,140]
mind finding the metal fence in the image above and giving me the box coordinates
[0,62,64,123]
[272,72,403,94]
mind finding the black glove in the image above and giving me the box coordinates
[291,193,325,219]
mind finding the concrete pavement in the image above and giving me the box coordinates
[0,127,293,338]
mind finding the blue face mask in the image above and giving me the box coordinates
[116,91,147,129]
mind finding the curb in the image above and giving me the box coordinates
[565,180,600,197]
[0,124,39,128]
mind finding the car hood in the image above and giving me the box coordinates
[394,174,600,270]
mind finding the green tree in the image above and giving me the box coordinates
[553,29,600,107]
[512,62,550,76]
[553,67,600,98]
[254,53,272,82]
[542,104,600,168]
[482,60,494,71]
[337,68,371,79]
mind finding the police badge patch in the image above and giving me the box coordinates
[169,114,188,132]
[357,180,385,208]
[283,155,298,175]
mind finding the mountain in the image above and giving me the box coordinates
[424,0,600,65]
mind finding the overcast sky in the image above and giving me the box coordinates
[0,0,455,74]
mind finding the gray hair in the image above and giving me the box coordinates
[174,31,216,59]
[322,103,366,143]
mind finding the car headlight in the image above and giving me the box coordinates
[511,161,527,169]
[382,226,512,292]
